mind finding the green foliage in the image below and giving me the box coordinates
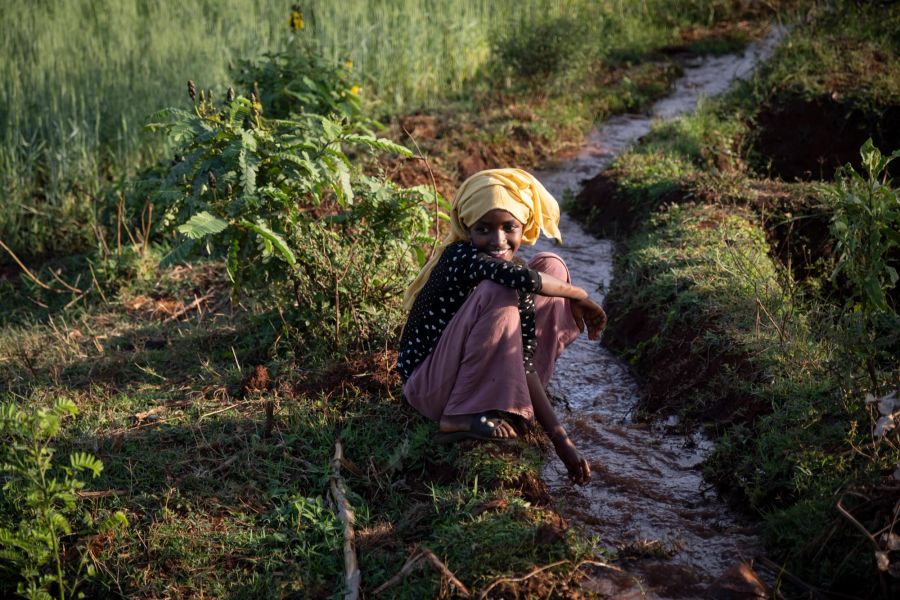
[233,37,362,122]
[825,139,900,316]
[146,80,434,348]
[0,399,127,599]
[491,15,590,81]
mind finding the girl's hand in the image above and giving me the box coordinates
[552,434,591,485]
[571,297,607,340]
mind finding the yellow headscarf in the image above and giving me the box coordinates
[401,168,562,311]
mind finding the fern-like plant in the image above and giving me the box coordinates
[0,399,127,600]
[145,49,437,349]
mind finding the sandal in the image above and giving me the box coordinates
[434,412,515,444]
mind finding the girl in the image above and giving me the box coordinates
[398,168,605,485]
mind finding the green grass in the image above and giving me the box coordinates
[758,0,900,107]
[0,255,595,597]
[0,273,596,597]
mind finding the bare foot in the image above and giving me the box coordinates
[439,412,518,439]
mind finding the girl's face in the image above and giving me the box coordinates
[468,209,524,261]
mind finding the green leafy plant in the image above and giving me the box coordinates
[0,399,128,600]
[825,138,900,316]
[233,36,363,122]
[146,75,435,348]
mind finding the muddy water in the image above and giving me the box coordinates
[519,28,786,598]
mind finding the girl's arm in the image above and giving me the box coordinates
[536,272,589,300]
[538,273,607,340]
[526,371,591,485]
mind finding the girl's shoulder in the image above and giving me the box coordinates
[441,241,477,261]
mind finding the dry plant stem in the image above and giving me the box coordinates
[116,197,123,256]
[118,198,139,249]
[163,292,213,322]
[755,556,859,600]
[373,549,426,595]
[207,453,239,475]
[48,268,83,294]
[0,238,52,290]
[263,398,274,438]
[75,489,126,499]
[88,262,108,304]
[91,223,110,259]
[755,297,785,344]
[570,559,624,575]
[140,202,153,258]
[418,546,471,597]
[198,402,241,421]
[403,127,441,261]
[331,439,361,600]
[834,500,891,600]
[835,498,879,547]
[63,291,87,310]
[478,560,569,599]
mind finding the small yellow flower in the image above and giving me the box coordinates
[344,59,353,70]
[289,6,304,31]
[350,85,361,95]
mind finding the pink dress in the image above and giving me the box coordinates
[402,251,580,422]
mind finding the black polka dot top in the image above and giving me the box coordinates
[397,241,543,382]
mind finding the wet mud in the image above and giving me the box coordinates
[518,28,787,599]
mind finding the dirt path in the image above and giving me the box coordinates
[519,27,786,599]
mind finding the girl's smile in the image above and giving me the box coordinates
[468,209,524,261]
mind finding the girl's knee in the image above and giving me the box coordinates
[471,279,519,307]
[528,252,570,282]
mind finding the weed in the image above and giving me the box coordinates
[0,399,127,599]
[146,84,434,351]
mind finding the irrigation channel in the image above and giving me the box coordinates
[518,27,787,598]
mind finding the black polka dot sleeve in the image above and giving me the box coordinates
[397,242,543,382]
[518,290,538,375]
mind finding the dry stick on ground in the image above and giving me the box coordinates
[836,497,889,597]
[478,557,625,598]
[88,262,109,304]
[478,560,569,599]
[76,489,127,499]
[835,498,880,548]
[374,545,470,597]
[163,292,214,323]
[0,238,53,291]
[331,439,361,600]
[418,546,471,597]
[373,548,426,596]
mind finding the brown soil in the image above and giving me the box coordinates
[293,350,400,399]
[603,296,767,424]
[381,104,567,200]
[572,169,691,238]
[754,92,900,181]
[239,364,271,396]
[747,180,835,283]
[0,262,20,283]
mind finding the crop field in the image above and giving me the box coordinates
[1,0,755,258]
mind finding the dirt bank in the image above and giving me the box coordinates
[753,92,900,181]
